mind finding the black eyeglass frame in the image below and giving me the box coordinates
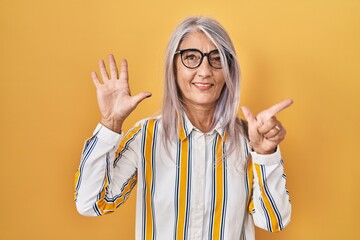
[174,48,223,69]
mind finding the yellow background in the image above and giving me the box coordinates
[0,0,359,239]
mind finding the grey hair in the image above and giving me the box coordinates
[161,16,246,156]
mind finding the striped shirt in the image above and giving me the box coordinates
[74,115,291,240]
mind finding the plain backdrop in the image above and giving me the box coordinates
[0,0,359,239]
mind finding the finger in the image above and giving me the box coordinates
[258,117,279,134]
[99,59,109,81]
[240,106,257,126]
[108,54,118,79]
[265,130,286,142]
[91,72,101,88]
[260,98,293,119]
[263,127,282,139]
[119,59,129,82]
[132,92,152,106]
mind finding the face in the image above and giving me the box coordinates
[175,31,225,111]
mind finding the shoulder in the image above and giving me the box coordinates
[133,115,162,128]
[119,116,162,149]
[125,115,163,137]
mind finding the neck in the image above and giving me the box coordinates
[184,104,216,133]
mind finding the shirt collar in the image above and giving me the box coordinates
[178,112,226,141]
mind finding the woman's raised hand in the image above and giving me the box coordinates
[91,54,152,133]
[241,99,293,154]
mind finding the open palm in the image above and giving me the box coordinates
[92,55,151,133]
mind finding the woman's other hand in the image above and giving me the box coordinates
[241,99,293,154]
[91,54,152,133]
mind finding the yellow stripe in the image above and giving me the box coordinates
[116,125,141,155]
[93,124,143,214]
[144,119,156,239]
[74,169,80,200]
[178,121,187,141]
[254,164,280,231]
[212,135,224,240]
[177,137,189,239]
[96,173,137,214]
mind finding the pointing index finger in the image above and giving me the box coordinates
[260,99,293,119]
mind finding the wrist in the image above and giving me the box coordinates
[100,118,123,134]
[251,145,277,155]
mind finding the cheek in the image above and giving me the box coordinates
[176,68,195,86]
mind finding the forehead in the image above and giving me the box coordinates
[178,31,217,51]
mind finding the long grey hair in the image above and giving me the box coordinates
[161,16,246,155]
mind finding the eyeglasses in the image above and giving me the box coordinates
[175,48,223,69]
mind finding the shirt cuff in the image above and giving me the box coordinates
[250,147,282,166]
[93,123,123,146]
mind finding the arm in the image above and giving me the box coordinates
[74,54,151,216]
[247,148,291,232]
[74,123,141,216]
[241,99,293,231]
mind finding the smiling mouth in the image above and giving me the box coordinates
[193,82,213,90]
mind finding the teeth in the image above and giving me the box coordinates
[194,83,211,87]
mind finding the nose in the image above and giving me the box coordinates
[197,56,212,77]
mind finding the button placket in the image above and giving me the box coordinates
[190,132,206,240]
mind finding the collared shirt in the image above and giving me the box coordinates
[74,115,291,240]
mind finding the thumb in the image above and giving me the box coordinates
[240,106,257,125]
[132,91,152,106]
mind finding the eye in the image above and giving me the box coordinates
[183,51,201,63]
[212,56,221,62]
[210,52,221,63]
[185,54,197,61]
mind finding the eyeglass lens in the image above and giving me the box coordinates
[180,49,222,69]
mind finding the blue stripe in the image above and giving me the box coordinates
[82,136,92,155]
[182,115,189,136]
[75,136,98,191]
[104,171,137,202]
[116,178,138,208]
[208,136,217,239]
[92,177,106,216]
[141,120,148,240]
[150,120,159,240]
[92,204,101,216]
[244,140,249,157]
[281,159,291,199]
[220,144,228,240]
[240,171,249,238]
[106,153,111,184]
[184,134,192,239]
[260,198,272,231]
[241,140,252,239]
[260,166,284,230]
[82,136,98,162]
[173,140,181,240]
[113,128,142,167]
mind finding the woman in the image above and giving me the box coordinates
[74,16,292,240]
